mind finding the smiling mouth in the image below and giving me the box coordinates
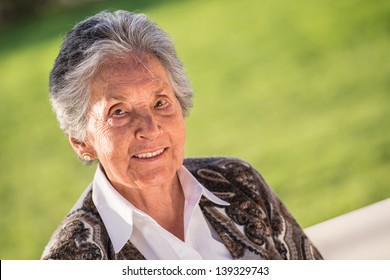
[133,148,165,159]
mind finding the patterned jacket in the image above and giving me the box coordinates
[41,157,322,260]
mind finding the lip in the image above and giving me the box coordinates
[132,147,167,161]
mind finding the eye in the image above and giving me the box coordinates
[112,108,127,116]
[155,99,168,108]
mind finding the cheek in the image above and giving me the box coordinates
[179,124,186,149]
[172,118,186,155]
[87,118,116,157]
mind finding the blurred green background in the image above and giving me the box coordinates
[1,0,389,259]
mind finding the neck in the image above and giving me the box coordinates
[113,174,185,241]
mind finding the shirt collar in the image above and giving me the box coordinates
[92,164,229,253]
[177,166,229,207]
[92,164,134,253]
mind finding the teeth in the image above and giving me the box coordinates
[134,149,164,159]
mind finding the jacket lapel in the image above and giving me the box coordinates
[199,196,282,260]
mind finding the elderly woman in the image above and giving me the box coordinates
[42,10,322,260]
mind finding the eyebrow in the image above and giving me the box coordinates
[106,94,128,102]
[106,84,168,102]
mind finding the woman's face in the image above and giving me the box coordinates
[83,52,186,190]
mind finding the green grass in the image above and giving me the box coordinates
[1,0,389,259]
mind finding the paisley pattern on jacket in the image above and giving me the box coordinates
[41,157,322,260]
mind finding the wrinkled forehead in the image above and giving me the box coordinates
[94,52,167,86]
[91,51,170,96]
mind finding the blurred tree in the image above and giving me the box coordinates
[0,0,51,25]
[0,0,99,26]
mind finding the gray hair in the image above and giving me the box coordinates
[50,10,193,141]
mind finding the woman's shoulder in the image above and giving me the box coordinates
[184,156,251,170]
[41,186,111,260]
[186,157,323,260]
[183,156,269,198]
[184,157,255,177]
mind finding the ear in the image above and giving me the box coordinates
[69,136,96,160]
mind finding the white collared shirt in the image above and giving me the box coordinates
[92,165,233,260]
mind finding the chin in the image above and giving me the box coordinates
[131,168,178,186]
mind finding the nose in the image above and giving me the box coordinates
[134,109,162,141]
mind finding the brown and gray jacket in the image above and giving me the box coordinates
[41,157,322,260]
